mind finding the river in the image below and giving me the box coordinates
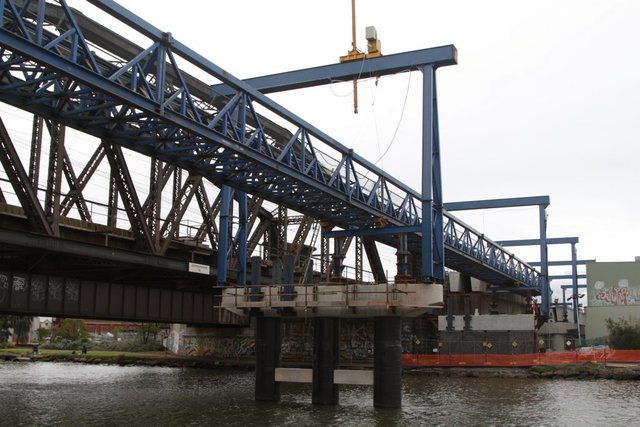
[1,362,638,426]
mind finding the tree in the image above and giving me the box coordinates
[138,323,168,344]
[52,318,88,342]
[36,327,51,343]
[0,315,33,344]
[0,316,10,344]
[606,317,640,349]
[11,316,32,344]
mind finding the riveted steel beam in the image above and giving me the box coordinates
[210,45,457,96]
[444,196,550,211]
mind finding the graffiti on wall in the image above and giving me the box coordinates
[281,321,313,361]
[181,335,256,358]
[591,279,640,306]
[341,320,373,361]
[169,317,437,360]
[167,329,183,354]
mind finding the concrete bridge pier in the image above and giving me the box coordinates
[312,317,340,405]
[254,256,282,402]
[374,317,402,408]
[222,280,443,407]
[255,316,282,401]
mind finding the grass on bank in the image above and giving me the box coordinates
[0,347,171,360]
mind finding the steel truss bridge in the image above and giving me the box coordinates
[0,0,544,324]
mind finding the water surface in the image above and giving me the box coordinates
[1,362,638,426]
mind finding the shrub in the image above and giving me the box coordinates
[41,339,84,350]
[88,340,164,352]
[52,319,88,342]
[606,317,640,350]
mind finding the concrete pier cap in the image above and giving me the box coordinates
[221,282,443,318]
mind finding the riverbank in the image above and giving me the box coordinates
[2,348,640,380]
[0,348,254,370]
[406,363,640,380]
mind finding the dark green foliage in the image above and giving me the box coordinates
[138,323,168,344]
[41,339,163,352]
[88,340,164,352]
[605,317,640,349]
[36,327,51,342]
[52,318,89,342]
[0,315,33,344]
[41,339,84,350]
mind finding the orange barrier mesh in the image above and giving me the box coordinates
[402,350,640,367]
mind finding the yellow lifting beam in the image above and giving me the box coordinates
[339,0,382,113]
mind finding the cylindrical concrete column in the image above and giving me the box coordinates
[374,316,402,408]
[312,317,340,405]
[255,316,282,402]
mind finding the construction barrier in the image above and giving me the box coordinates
[401,350,640,368]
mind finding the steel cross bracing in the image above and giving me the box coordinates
[0,0,541,289]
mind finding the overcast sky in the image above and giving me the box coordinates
[65,1,640,292]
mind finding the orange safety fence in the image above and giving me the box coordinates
[402,350,640,368]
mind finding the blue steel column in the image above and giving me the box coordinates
[396,233,409,277]
[282,253,295,301]
[235,191,248,285]
[331,237,346,278]
[216,186,231,286]
[421,65,444,282]
[431,70,445,282]
[538,205,549,314]
[570,242,581,346]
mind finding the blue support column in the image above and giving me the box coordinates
[421,65,444,282]
[421,65,434,282]
[571,243,580,326]
[431,71,445,282]
[216,185,232,286]
[331,237,346,278]
[250,255,261,301]
[538,205,549,315]
[235,191,248,285]
[282,253,295,301]
[396,233,409,278]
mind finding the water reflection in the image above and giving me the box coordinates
[1,362,639,426]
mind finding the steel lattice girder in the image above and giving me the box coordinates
[0,0,540,288]
[324,213,542,289]
[0,1,422,231]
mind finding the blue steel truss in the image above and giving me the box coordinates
[442,213,541,289]
[0,0,540,290]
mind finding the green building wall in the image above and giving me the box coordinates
[585,261,640,342]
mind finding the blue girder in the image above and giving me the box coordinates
[442,213,542,289]
[322,212,542,289]
[0,0,541,290]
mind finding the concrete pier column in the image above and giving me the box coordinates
[374,317,402,408]
[312,318,340,405]
[255,316,282,402]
